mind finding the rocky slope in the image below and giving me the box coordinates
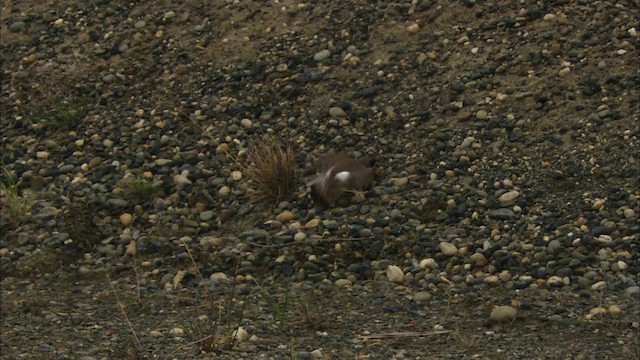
[1,1,639,359]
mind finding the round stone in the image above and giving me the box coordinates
[470,252,488,267]
[623,208,635,219]
[314,49,331,62]
[231,171,242,181]
[294,232,306,242]
[120,213,133,226]
[475,110,488,120]
[218,186,230,197]
[199,211,214,221]
[490,305,517,322]
[439,242,458,256]
[329,107,347,118]
[240,118,252,128]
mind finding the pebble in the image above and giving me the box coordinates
[334,278,352,286]
[304,218,320,228]
[9,21,26,32]
[199,211,214,221]
[36,151,49,159]
[558,67,571,77]
[490,305,517,322]
[470,253,488,267]
[231,170,242,181]
[439,242,458,256]
[240,118,252,128]
[314,49,331,62]
[413,291,432,303]
[420,258,438,269]
[120,213,133,226]
[173,171,192,186]
[406,23,420,33]
[233,327,249,342]
[484,275,499,284]
[623,208,635,219]
[210,272,229,282]
[475,110,488,120]
[489,209,516,219]
[294,232,306,242]
[386,265,405,283]
[392,177,409,187]
[218,186,230,197]
[125,240,137,257]
[329,107,347,118]
[498,190,520,204]
[169,327,184,336]
[276,211,295,222]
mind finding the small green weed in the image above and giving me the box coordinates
[255,280,289,331]
[122,177,159,205]
[33,94,86,130]
[0,167,34,227]
[301,298,325,330]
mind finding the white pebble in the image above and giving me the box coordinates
[231,170,242,181]
[386,265,405,283]
[210,272,229,283]
[294,232,306,242]
[406,23,420,33]
[233,327,249,342]
[419,258,438,269]
[169,327,184,336]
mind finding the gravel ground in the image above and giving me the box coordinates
[1,1,639,359]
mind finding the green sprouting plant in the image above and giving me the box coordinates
[122,176,159,205]
[301,298,325,330]
[33,94,86,130]
[255,280,289,331]
[0,167,34,227]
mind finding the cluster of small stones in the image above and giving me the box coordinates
[1,0,638,329]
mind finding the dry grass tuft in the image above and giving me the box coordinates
[244,136,296,203]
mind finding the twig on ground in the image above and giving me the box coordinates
[107,274,144,352]
[362,330,452,341]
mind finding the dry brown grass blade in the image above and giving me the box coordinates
[362,330,452,341]
[242,136,296,203]
[107,274,144,352]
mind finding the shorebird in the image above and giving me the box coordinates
[305,153,377,207]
